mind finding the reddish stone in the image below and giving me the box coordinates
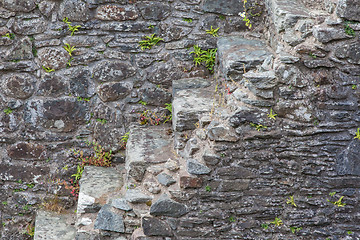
[8,142,47,160]
[180,176,203,189]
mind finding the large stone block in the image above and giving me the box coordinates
[96,5,138,21]
[7,142,47,160]
[0,163,49,181]
[142,217,173,237]
[336,140,360,176]
[265,0,310,32]
[34,211,76,240]
[136,2,171,20]
[150,194,188,217]
[77,166,123,214]
[38,47,69,70]
[93,60,136,82]
[202,0,245,15]
[94,204,125,233]
[13,17,47,35]
[59,0,91,22]
[1,73,36,99]
[2,0,36,12]
[337,0,360,21]
[97,82,131,102]
[172,88,213,132]
[217,36,272,81]
[125,125,172,182]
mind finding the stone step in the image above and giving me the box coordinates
[217,36,273,81]
[76,166,123,234]
[172,78,214,132]
[125,124,173,183]
[34,211,76,240]
[265,0,310,33]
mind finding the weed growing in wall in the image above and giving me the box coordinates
[60,141,112,199]
[206,26,219,37]
[63,17,81,36]
[139,33,163,50]
[354,128,360,140]
[190,45,217,73]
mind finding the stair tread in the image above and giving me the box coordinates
[34,210,76,240]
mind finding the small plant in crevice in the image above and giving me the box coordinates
[2,32,15,39]
[147,24,154,29]
[96,118,107,125]
[61,141,112,199]
[267,108,277,120]
[229,216,236,223]
[25,222,35,237]
[344,21,356,36]
[271,217,283,227]
[205,186,211,192]
[239,0,252,29]
[250,122,267,131]
[138,100,147,106]
[347,231,353,235]
[42,66,55,73]
[76,96,90,102]
[290,226,302,234]
[327,192,346,207]
[183,18,193,23]
[206,26,219,37]
[63,17,81,36]
[354,128,360,140]
[138,33,164,50]
[40,195,65,213]
[164,103,172,121]
[3,107,13,115]
[63,43,76,56]
[190,45,217,73]
[120,131,130,150]
[261,223,269,230]
[286,195,297,207]
[352,84,357,90]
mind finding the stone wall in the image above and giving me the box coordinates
[0,0,260,238]
[2,0,360,239]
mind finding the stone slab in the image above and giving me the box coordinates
[126,125,173,182]
[173,88,214,131]
[34,211,76,240]
[77,166,123,214]
[265,0,310,32]
[217,36,272,81]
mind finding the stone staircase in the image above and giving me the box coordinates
[33,0,319,238]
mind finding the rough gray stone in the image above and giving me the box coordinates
[336,140,360,176]
[96,5,138,21]
[142,217,173,237]
[266,0,310,32]
[202,0,245,15]
[336,0,360,21]
[172,77,211,95]
[37,74,69,97]
[1,73,36,99]
[38,47,69,70]
[335,42,360,64]
[283,29,304,46]
[207,121,240,142]
[5,37,33,60]
[187,159,211,175]
[150,194,188,217]
[184,137,200,156]
[94,204,125,233]
[202,147,220,166]
[126,125,172,182]
[217,36,272,80]
[173,88,213,131]
[313,26,352,43]
[34,211,76,240]
[59,0,91,22]
[141,87,172,107]
[7,142,47,160]
[65,67,94,98]
[304,59,335,68]
[243,70,276,89]
[2,0,36,12]
[137,2,171,20]
[111,198,132,211]
[125,189,152,203]
[217,166,255,179]
[157,173,176,187]
[93,60,136,82]
[38,1,55,17]
[13,17,47,35]
[97,82,132,102]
